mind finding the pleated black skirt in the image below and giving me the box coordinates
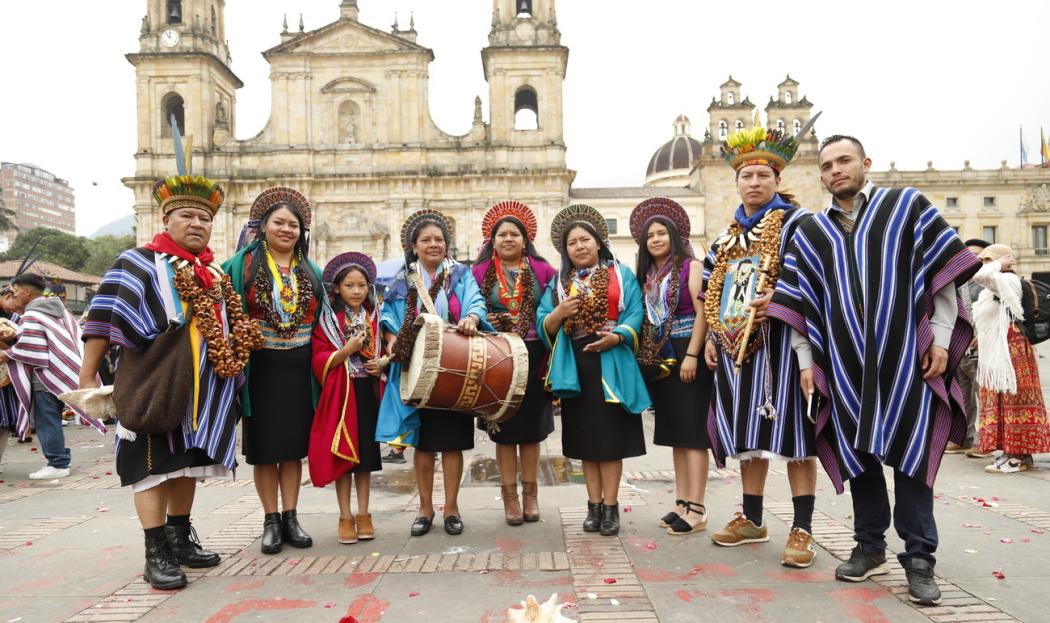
[478,340,554,445]
[651,337,713,449]
[349,377,382,473]
[560,335,646,462]
[243,345,315,465]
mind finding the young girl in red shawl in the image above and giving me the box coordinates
[309,252,387,544]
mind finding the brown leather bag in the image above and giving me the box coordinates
[112,323,195,434]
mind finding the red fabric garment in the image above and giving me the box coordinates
[308,310,361,487]
[978,325,1050,455]
[144,232,216,290]
[606,264,621,322]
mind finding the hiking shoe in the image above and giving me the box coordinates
[781,527,816,568]
[711,512,769,546]
[835,546,889,582]
[382,449,406,464]
[903,558,941,606]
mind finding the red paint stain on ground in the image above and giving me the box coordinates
[344,594,390,623]
[204,598,317,623]
[829,586,892,623]
[224,579,265,593]
[10,576,61,595]
[764,568,830,583]
[675,588,775,620]
[291,576,314,585]
[490,570,572,587]
[344,572,381,588]
[495,537,523,554]
[639,563,736,582]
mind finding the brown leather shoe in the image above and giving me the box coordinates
[355,513,375,540]
[502,484,524,526]
[337,516,358,544]
[521,481,540,522]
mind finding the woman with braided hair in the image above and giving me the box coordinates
[538,205,650,537]
[630,198,712,536]
[378,209,491,537]
[223,187,325,556]
[471,201,557,526]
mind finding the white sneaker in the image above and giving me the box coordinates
[28,465,70,480]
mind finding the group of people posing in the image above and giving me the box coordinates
[3,121,1010,609]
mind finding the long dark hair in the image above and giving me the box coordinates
[328,265,376,314]
[474,217,547,265]
[248,201,323,296]
[634,216,694,287]
[558,222,614,282]
[404,218,452,268]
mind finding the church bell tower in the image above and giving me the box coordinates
[483,0,567,148]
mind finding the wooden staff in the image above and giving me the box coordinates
[734,254,774,374]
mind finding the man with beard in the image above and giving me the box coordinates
[767,135,981,606]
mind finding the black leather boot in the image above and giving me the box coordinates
[583,501,603,533]
[144,530,187,590]
[281,509,313,548]
[261,512,283,555]
[165,524,221,568]
[600,503,620,536]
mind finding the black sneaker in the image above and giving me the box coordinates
[382,448,406,464]
[903,558,941,606]
[835,546,889,582]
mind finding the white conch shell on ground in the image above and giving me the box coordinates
[507,593,575,623]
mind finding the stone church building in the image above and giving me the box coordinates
[128,0,1050,270]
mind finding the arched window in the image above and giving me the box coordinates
[727,92,735,105]
[718,120,728,140]
[776,120,785,132]
[514,86,538,131]
[735,120,745,132]
[793,119,802,135]
[784,91,792,104]
[161,92,185,137]
[167,0,182,24]
[516,0,533,17]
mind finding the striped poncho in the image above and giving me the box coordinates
[83,247,243,471]
[769,187,981,492]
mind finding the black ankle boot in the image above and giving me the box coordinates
[144,531,187,590]
[165,524,221,568]
[583,501,603,533]
[281,509,313,548]
[261,512,283,555]
[600,503,620,536]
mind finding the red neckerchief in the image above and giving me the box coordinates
[493,257,526,319]
[145,232,217,290]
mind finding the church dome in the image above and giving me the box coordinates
[645,115,702,187]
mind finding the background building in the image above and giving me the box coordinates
[129,0,1050,273]
[0,162,77,252]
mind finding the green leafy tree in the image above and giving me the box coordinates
[0,196,16,233]
[1,228,90,272]
[83,235,137,276]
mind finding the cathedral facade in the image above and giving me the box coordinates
[128,0,1050,271]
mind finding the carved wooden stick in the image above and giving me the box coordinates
[734,254,773,374]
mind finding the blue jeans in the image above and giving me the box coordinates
[32,390,70,469]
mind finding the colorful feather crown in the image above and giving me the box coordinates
[721,111,821,172]
[152,176,225,216]
[482,200,538,241]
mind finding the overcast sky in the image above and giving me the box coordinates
[1,1,1048,236]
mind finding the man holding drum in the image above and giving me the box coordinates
[378,209,491,537]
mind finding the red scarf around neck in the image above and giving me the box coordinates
[145,232,217,290]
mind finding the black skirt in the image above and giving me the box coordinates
[478,340,555,445]
[116,436,219,487]
[417,407,476,453]
[349,377,382,473]
[651,337,713,449]
[243,345,315,465]
[560,335,646,462]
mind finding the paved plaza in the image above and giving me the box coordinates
[4,350,1050,623]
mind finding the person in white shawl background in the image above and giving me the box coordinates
[972,244,1050,473]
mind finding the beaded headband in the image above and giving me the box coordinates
[482,200,538,241]
[323,251,377,285]
[401,209,455,254]
[249,187,312,229]
[629,197,690,244]
[550,204,609,252]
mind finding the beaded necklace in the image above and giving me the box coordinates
[252,242,314,338]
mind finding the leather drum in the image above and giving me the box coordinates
[401,313,529,425]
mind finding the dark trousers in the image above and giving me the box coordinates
[956,353,979,446]
[849,453,937,564]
